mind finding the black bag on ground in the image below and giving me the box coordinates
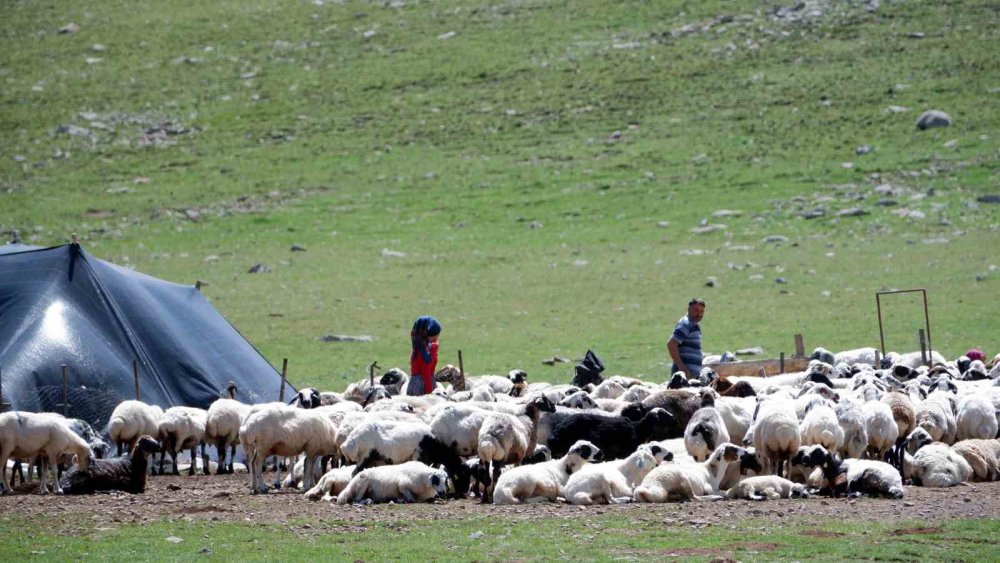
[572,349,605,387]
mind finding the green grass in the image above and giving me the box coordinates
[2,0,999,390]
[1,513,997,561]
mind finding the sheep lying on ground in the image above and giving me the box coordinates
[561,443,671,505]
[793,445,904,498]
[492,440,603,505]
[59,436,161,494]
[633,443,748,503]
[303,465,357,501]
[725,475,810,501]
[108,400,163,457]
[336,461,448,505]
[477,396,556,502]
[951,439,1000,482]
[0,412,94,495]
[910,443,972,487]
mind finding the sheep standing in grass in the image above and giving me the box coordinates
[561,444,672,505]
[108,400,163,457]
[862,400,898,462]
[633,443,748,503]
[59,435,161,494]
[336,461,448,505]
[492,440,603,505]
[157,406,210,476]
[725,475,810,501]
[0,411,94,495]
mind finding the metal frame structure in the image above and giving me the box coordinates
[876,288,933,365]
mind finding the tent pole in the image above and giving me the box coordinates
[279,358,288,402]
[0,365,10,412]
[133,359,141,401]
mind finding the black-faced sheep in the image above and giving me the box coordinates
[492,440,603,504]
[633,443,748,502]
[792,445,904,499]
[59,435,161,494]
[561,443,672,505]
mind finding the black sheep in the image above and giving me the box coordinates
[60,435,161,495]
[546,408,675,460]
[415,435,471,500]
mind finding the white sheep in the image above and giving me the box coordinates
[633,443,747,502]
[492,440,603,504]
[561,443,671,505]
[477,397,555,501]
[910,443,972,487]
[725,475,809,500]
[426,404,491,457]
[205,398,251,475]
[334,410,419,456]
[157,406,209,476]
[336,461,448,504]
[558,391,598,410]
[340,419,434,471]
[714,396,754,446]
[951,439,1000,482]
[834,399,869,460]
[837,458,906,498]
[0,412,94,495]
[590,379,627,400]
[684,406,731,462]
[862,400,898,461]
[240,405,339,493]
[107,400,164,457]
[621,385,654,403]
[303,465,357,501]
[750,399,801,478]
[915,393,958,444]
[799,404,844,453]
[955,394,998,441]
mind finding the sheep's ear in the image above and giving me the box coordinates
[722,445,741,461]
[430,474,442,487]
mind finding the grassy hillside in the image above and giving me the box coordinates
[2,0,998,391]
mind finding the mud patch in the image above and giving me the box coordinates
[801,530,846,538]
[891,527,943,536]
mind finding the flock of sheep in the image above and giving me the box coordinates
[2,347,999,508]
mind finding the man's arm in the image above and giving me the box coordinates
[667,339,690,377]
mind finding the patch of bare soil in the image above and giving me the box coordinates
[1,474,998,533]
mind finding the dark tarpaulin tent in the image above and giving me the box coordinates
[0,241,291,431]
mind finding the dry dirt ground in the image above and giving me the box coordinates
[2,472,998,531]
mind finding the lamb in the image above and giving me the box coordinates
[748,399,801,478]
[862,400,899,462]
[492,440,603,504]
[955,394,998,441]
[336,461,448,505]
[834,399,869,460]
[633,443,748,502]
[157,406,210,476]
[725,475,810,501]
[684,405,731,462]
[59,435,161,494]
[561,443,671,505]
[950,439,1000,482]
[477,396,557,502]
[793,445,904,498]
[107,400,164,457]
[799,404,844,453]
[240,405,339,493]
[303,465,357,501]
[910,443,972,487]
[547,408,675,461]
[719,446,765,489]
[206,397,251,475]
[0,411,94,495]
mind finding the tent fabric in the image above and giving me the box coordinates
[0,242,291,431]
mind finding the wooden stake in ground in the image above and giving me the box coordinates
[279,358,288,402]
[59,363,70,415]
[132,359,141,401]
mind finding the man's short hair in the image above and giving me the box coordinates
[688,298,706,307]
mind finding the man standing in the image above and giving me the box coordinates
[668,298,705,378]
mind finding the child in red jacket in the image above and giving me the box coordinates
[407,315,441,395]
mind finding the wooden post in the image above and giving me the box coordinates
[794,334,805,357]
[918,330,928,366]
[458,350,465,382]
[279,358,288,402]
[132,359,141,401]
[60,364,69,415]
[779,352,785,374]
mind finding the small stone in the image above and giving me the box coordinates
[943,139,958,149]
[13,155,26,162]
[763,235,788,244]
[319,334,374,343]
[469,531,484,539]
[837,207,869,217]
[705,277,716,287]
[58,23,80,34]
[916,110,952,130]
[906,31,925,39]
[290,244,306,252]
[775,277,787,284]
[657,220,670,228]
[166,536,183,544]
[977,195,1000,204]
[167,484,182,491]
[904,502,915,507]
[248,263,271,274]
[855,145,873,155]
[381,248,406,258]
[92,44,106,52]
[199,547,212,554]
[438,31,456,40]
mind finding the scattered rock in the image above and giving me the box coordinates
[572,259,589,267]
[691,224,726,234]
[705,277,717,287]
[762,235,788,244]
[943,139,958,149]
[691,153,709,165]
[199,547,212,555]
[836,207,869,217]
[711,209,743,218]
[529,221,543,229]
[92,44,106,52]
[775,277,787,284]
[290,244,306,252]
[167,484,182,491]
[56,124,93,137]
[58,23,80,34]
[885,105,910,113]
[977,195,1000,204]
[876,199,898,206]
[319,334,374,343]
[906,31,925,39]
[856,145,873,155]
[736,347,764,356]
[657,220,670,228]
[165,536,183,544]
[247,263,271,274]
[85,57,103,65]
[13,155,26,162]
[916,110,952,130]
[438,31,456,40]
[381,248,406,258]
[801,209,825,220]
